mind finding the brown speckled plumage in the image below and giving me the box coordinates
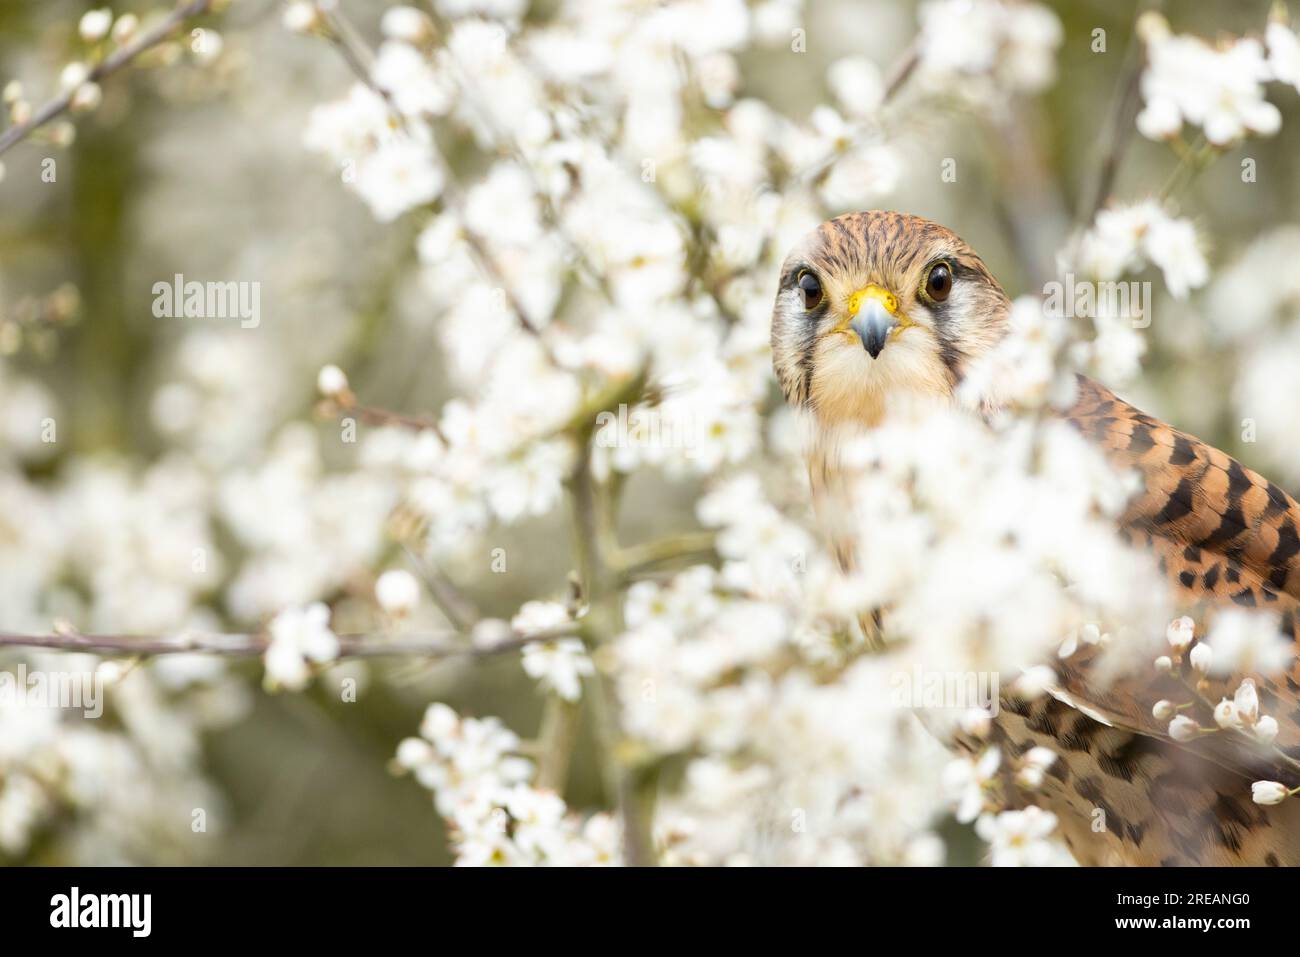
[1068,376,1300,613]
[1044,377,1300,864]
[772,210,1300,866]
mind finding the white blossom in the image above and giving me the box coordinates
[942,747,1000,823]
[1206,610,1292,677]
[1074,202,1207,300]
[1213,698,1241,730]
[1165,615,1195,652]
[381,6,433,43]
[1254,715,1279,743]
[1137,16,1281,146]
[975,806,1061,866]
[264,602,340,691]
[375,569,421,617]
[1267,20,1300,93]
[918,0,1062,94]
[1168,715,1201,742]
[282,1,319,34]
[1251,781,1290,806]
[78,9,113,43]
[372,42,451,118]
[521,639,594,702]
[316,364,348,398]
[826,56,884,119]
[1233,678,1259,726]
[110,13,138,43]
[353,135,444,223]
[59,62,90,91]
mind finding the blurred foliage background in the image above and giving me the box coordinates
[0,0,1297,864]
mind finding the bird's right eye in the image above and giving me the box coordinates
[797,271,823,310]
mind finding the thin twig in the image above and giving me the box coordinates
[0,625,575,660]
[0,0,215,158]
[882,41,922,101]
[439,52,620,306]
[612,530,719,581]
[985,103,1069,292]
[794,38,920,187]
[318,3,376,78]
[400,543,481,632]
[535,697,583,792]
[332,401,444,436]
[309,3,558,363]
[1157,135,1214,204]
[1079,1,1163,226]
[450,206,553,343]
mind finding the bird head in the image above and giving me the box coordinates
[770,210,1011,426]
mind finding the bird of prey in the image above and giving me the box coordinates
[770,209,1300,866]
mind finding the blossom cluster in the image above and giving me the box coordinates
[396,703,618,865]
[1135,11,1300,145]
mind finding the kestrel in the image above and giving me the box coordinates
[770,210,1300,866]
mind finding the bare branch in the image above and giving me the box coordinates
[882,40,922,101]
[447,200,556,346]
[564,434,660,865]
[612,530,719,581]
[400,543,482,632]
[0,625,576,660]
[320,397,445,436]
[794,38,921,188]
[984,103,1069,292]
[0,0,216,159]
[1079,0,1164,225]
[317,3,378,83]
[535,697,583,792]
[309,4,561,364]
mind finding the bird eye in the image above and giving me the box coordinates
[797,271,823,310]
[925,262,953,302]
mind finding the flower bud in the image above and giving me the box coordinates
[79,9,113,43]
[1252,781,1289,805]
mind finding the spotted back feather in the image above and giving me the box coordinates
[1063,377,1300,747]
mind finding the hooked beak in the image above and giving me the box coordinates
[847,285,901,359]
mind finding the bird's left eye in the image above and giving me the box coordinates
[797,271,823,310]
[925,263,953,302]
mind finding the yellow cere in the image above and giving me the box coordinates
[840,284,913,339]
[847,284,898,317]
